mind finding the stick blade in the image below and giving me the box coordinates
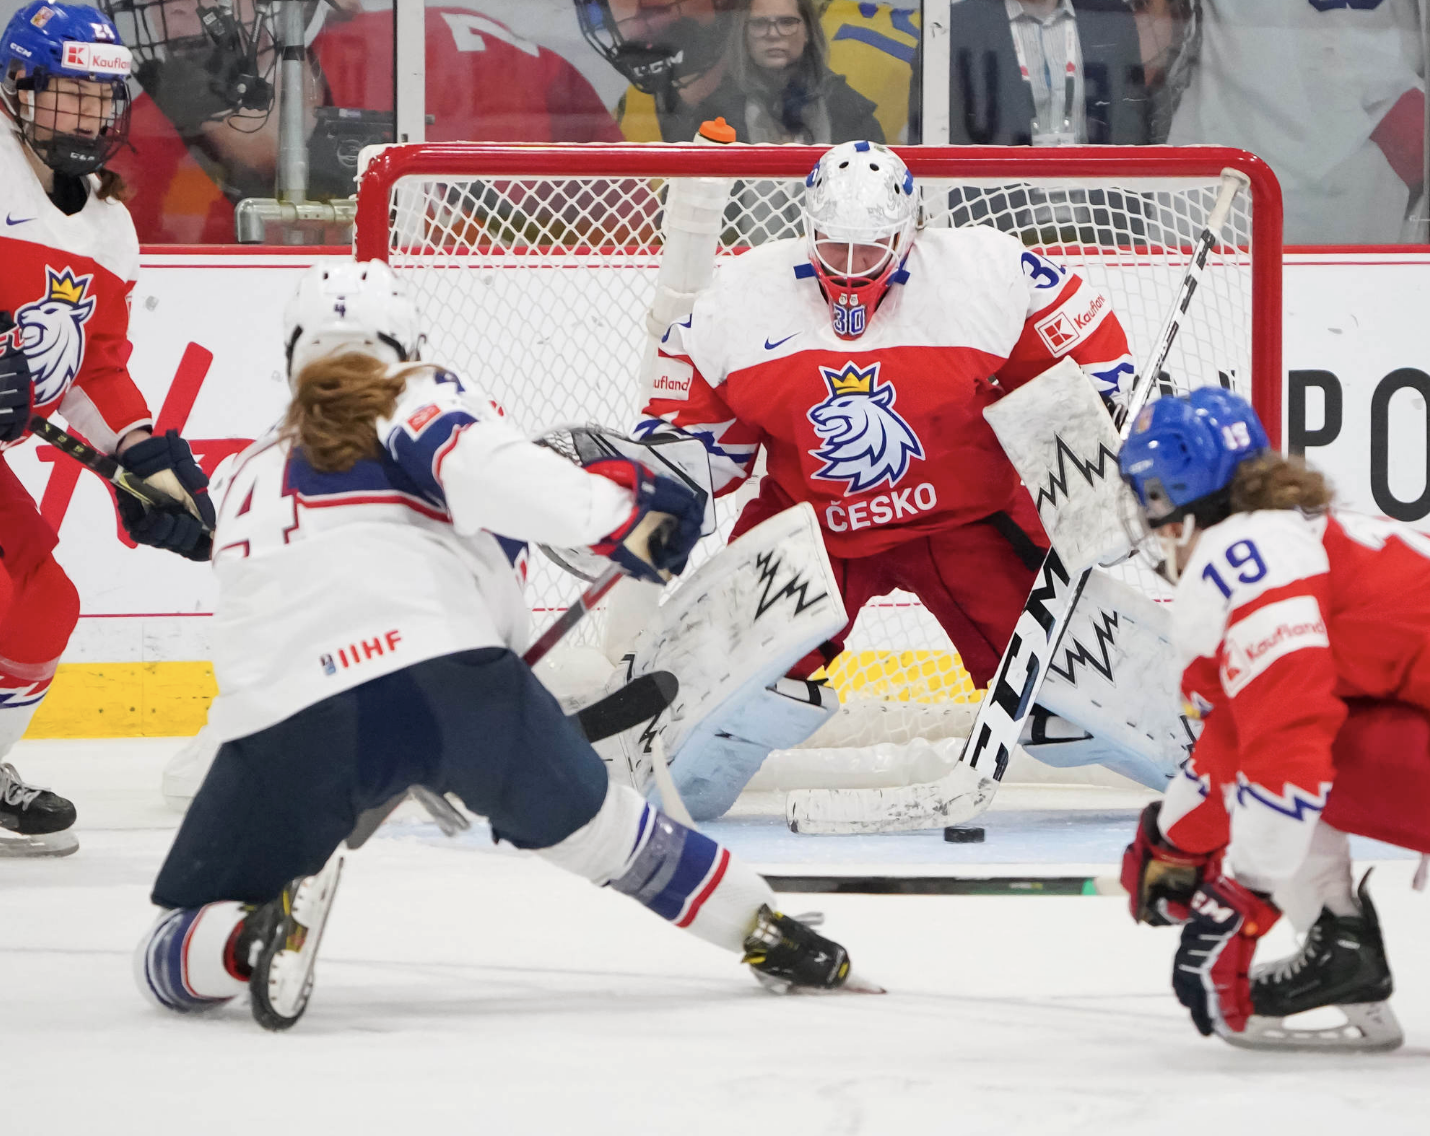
[573,671,679,741]
[785,764,996,835]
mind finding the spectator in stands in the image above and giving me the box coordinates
[917,0,1149,146]
[1166,0,1425,244]
[99,1,624,243]
[683,0,882,143]
[582,0,918,142]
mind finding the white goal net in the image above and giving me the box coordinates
[355,143,1281,745]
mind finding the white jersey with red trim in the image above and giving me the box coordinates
[0,124,150,454]
[641,226,1133,558]
[1160,507,1430,892]
[205,365,634,742]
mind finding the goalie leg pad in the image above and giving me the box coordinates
[668,678,839,820]
[538,782,775,951]
[134,901,248,1013]
[1029,568,1193,789]
[610,503,846,813]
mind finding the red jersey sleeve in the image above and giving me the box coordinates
[638,318,763,496]
[994,249,1136,405]
[57,275,150,453]
[1172,512,1343,890]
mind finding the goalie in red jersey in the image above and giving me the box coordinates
[634,139,1137,818]
[1119,388,1429,1052]
[0,3,214,857]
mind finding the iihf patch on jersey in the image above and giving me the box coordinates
[806,362,923,495]
[17,266,97,405]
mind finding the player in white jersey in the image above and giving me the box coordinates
[1168,0,1424,243]
[134,259,862,1030]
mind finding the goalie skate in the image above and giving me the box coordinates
[247,854,345,1031]
[1221,875,1402,1053]
[0,762,77,858]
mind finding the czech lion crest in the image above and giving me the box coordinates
[807,361,924,494]
[16,266,97,406]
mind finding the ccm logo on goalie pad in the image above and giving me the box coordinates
[1219,596,1328,697]
[1035,289,1110,356]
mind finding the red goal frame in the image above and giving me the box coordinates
[355,143,1283,447]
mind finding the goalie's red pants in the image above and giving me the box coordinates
[729,479,1047,689]
[0,458,81,715]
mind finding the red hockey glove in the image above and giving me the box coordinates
[585,456,705,584]
[115,430,216,562]
[1121,801,1215,925]
[1171,871,1280,1037]
[0,312,33,446]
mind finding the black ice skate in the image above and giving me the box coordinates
[1226,874,1402,1052]
[742,905,880,994]
[246,854,344,1031]
[0,761,77,858]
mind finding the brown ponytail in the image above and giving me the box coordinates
[1229,452,1333,515]
[95,168,131,203]
[283,353,427,473]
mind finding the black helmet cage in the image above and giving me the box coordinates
[4,60,132,176]
[575,0,736,98]
[97,0,276,128]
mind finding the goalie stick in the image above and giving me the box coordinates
[787,167,1253,835]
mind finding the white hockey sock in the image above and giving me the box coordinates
[1274,820,1358,931]
[537,782,775,952]
[0,654,58,757]
[134,902,249,1012]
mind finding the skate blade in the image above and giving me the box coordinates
[1218,1001,1404,1053]
[0,830,78,858]
[252,855,344,1031]
[751,968,887,996]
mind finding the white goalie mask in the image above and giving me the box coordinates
[282,258,424,384]
[801,140,918,340]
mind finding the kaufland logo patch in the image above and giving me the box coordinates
[650,360,692,400]
[1219,596,1329,696]
[1034,290,1109,356]
[61,41,131,76]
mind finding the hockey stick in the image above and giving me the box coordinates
[788,167,1252,835]
[28,416,215,532]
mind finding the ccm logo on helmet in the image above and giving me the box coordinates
[826,482,937,532]
[1035,288,1110,356]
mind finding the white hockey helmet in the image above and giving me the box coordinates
[801,140,918,340]
[282,258,423,383]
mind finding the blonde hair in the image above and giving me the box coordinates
[283,353,427,473]
[1228,452,1333,515]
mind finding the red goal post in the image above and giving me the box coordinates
[354,143,1282,716]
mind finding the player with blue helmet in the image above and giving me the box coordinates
[1118,386,1269,580]
[0,5,214,859]
[1118,389,1429,1052]
[1,0,132,177]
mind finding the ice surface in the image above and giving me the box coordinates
[5,739,1428,1135]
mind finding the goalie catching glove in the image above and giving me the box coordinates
[584,456,705,583]
[114,430,216,562]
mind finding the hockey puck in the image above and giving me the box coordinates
[943,825,986,843]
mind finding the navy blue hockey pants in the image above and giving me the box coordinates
[152,647,608,909]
